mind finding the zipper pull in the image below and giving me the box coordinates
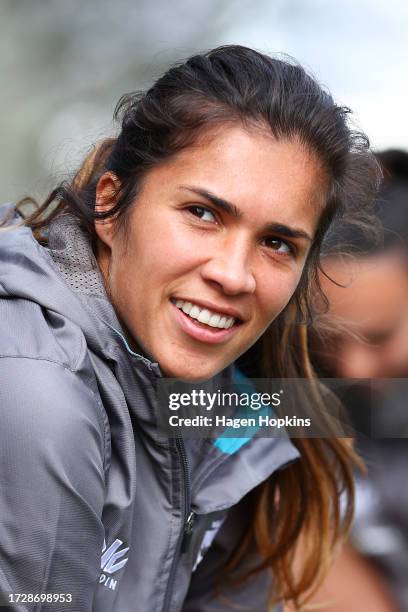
[181,511,195,553]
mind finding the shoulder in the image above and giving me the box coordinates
[0,225,89,370]
[0,293,88,371]
[0,356,108,478]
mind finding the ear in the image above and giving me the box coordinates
[94,171,122,248]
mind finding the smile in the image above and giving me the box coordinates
[174,299,236,329]
[170,298,242,345]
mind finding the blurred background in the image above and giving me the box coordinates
[1,0,408,204]
[3,1,408,610]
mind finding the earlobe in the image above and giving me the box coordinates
[94,171,122,248]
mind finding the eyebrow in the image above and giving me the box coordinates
[179,184,313,242]
[180,185,241,218]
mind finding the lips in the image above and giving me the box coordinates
[170,299,242,344]
[172,296,244,320]
[174,299,236,329]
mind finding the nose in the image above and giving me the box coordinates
[200,233,256,296]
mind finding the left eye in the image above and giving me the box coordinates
[262,237,292,254]
[188,206,216,223]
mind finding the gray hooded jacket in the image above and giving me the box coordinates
[0,214,299,611]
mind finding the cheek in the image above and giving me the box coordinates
[109,227,201,315]
[257,270,303,325]
[131,218,201,278]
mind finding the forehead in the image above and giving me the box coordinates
[148,124,328,234]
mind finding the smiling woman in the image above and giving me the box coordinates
[0,45,379,611]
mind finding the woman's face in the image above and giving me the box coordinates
[96,125,327,379]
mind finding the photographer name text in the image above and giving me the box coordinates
[168,414,311,429]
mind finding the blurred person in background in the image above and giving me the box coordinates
[305,150,408,611]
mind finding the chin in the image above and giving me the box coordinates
[160,357,226,381]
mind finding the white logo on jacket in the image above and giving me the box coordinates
[99,538,129,591]
[193,518,225,571]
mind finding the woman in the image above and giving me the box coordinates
[0,45,379,611]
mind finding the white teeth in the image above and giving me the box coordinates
[174,299,236,329]
[181,301,193,315]
[197,309,211,324]
[190,305,200,319]
[208,314,221,327]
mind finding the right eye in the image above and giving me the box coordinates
[187,206,217,223]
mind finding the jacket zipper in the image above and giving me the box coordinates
[162,436,194,612]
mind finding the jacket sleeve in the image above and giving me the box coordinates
[0,357,107,611]
[183,495,277,612]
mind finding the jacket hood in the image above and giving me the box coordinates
[0,215,160,373]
